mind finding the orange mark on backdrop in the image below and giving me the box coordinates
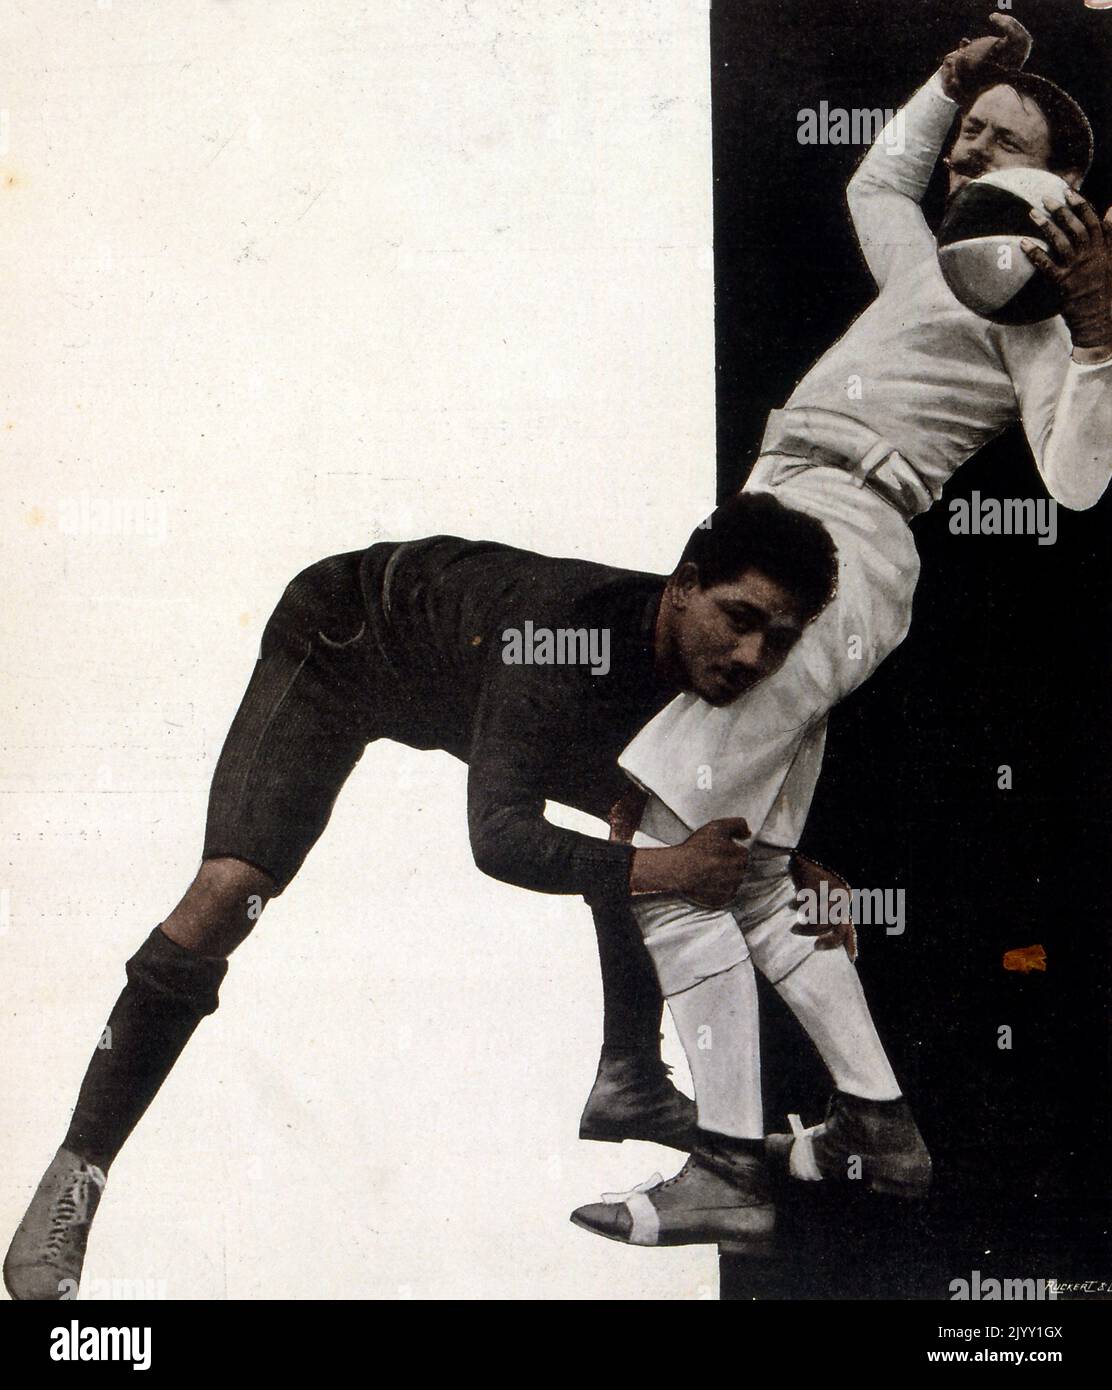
[1003,944,1047,973]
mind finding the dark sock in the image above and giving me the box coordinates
[590,899,664,1052]
[835,1090,906,1110]
[696,1128,765,1159]
[62,926,228,1172]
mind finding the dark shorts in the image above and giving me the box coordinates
[202,550,398,893]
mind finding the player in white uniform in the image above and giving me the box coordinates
[572,16,1112,1252]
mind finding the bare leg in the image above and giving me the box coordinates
[161,856,276,958]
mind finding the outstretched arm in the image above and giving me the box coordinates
[466,660,753,907]
[846,15,1033,288]
[466,660,636,902]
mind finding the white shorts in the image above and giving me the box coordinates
[631,794,820,995]
[619,454,922,845]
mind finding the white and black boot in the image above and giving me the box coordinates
[571,1130,775,1253]
[767,1091,932,1198]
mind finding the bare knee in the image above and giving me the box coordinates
[162,857,276,957]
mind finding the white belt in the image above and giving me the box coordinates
[758,408,932,521]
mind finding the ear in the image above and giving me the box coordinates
[670,561,701,606]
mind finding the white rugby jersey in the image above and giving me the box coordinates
[775,71,1112,514]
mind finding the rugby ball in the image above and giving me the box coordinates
[936,167,1071,325]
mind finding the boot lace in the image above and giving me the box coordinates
[42,1164,106,1261]
[644,1156,699,1195]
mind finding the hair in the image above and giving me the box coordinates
[969,69,1094,180]
[675,491,839,622]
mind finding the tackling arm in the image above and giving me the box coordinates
[466,659,636,903]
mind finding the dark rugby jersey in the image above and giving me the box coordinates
[356,536,675,904]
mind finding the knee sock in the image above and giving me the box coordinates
[666,961,763,1139]
[773,947,901,1101]
[62,926,228,1172]
[590,899,664,1053]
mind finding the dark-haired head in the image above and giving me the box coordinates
[1006,72,1094,180]
[655,492,838,707]
[946,70,1094,196]
[676,491,838,620]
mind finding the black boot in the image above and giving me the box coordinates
[578,1043,697,1151]
[767,1091,932,1198]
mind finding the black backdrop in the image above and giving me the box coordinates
[711,0,1112,1297]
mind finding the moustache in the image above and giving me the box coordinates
[944,155,987,180]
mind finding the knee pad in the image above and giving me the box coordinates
[125,927,228,1017]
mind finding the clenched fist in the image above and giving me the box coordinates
[940,14,1033,106]
[628,817,751,909]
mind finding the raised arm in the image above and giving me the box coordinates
[845,75,958,288]
[847,15,1033,289]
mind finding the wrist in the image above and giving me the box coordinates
[938,66,967,105]
[1069,306,1112,359]
[1064,289,1112,355]
[930,68,959,106]
[1072,342,1112,366]
[629,846,680,896]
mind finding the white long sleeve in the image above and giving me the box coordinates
[846,71,959,289]
[1026,358,1112,512]
[1001,321,1112,511]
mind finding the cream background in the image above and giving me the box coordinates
[2,0,716,1299]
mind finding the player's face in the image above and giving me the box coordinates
[946,85,1054,197]
[671,565,807,707]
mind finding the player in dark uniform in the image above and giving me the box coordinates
[4,490,839,1299]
